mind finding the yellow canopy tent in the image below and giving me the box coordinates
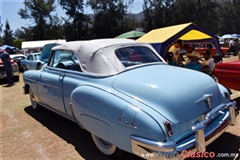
[137,22,220,57]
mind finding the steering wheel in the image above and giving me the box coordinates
[58,57,78,66]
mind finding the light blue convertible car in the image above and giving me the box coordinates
[23,39,239,159]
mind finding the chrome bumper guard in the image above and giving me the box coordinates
[131,101,238,159]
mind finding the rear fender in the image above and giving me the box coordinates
[70,85,165,152]
[70,86,127,145]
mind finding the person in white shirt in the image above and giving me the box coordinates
[168,39,183,66]
[201,51,215,75]
[228,38,236,56]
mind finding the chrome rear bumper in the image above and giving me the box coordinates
[131,101,238,159]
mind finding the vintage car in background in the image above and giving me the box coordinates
[214,60,240,91]
[0,59,19,81]
[10,54,26,72]
[40,43,62,64]
[194,43,228,57]
[21,52,44,71]
[23,39,238,159]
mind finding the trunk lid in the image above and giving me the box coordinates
[112,64,223,123]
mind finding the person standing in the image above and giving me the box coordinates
[228,38,236,56]
[168,39,183,66]
[1,47,14,86]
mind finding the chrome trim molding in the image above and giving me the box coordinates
[37,81,60,89]
[24,77,38,83]
[131,101,237,159]
[118,120,137,129]
[195,94,213,104]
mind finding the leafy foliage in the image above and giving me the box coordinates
[11,0,240,43]
[13,39,25,49]
[87,0,139,38]
[142,0,240,35]
[58,0,91,41]
[1,20,14,45]
[18,0,63,40]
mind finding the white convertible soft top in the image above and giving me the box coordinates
[52,39,164,75]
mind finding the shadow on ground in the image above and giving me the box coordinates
[24,106,142,160]
[233,97,240,108]
[24,94,240,160]
[24,102,240,160]
[185,132,240,160]
[0,76,20,86]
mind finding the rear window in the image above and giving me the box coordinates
[14,56,25,60]
[115,46,161,67]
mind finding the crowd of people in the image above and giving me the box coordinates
[166,39,222,77]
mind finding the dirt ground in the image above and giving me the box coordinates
[0,56,239,160]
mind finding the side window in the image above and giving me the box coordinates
[34,54,40,60]
[27,55,33,61]
[48,50,81,71]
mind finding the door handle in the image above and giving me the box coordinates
[59,73,65,77]
[59,73,65,81]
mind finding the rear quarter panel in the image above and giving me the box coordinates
[70,85,165,153]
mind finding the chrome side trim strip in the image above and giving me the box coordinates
[131,136,176,152]
[118,120,137,129]
[24,77,37,83]
[37,81,60,89]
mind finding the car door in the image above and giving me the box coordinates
[37,50,68,113]
[25,54,34,70]
[60,52,86,116]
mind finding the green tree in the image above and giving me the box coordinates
[87,0,133,38]
[1,20,14,45]
[58,0,91,41]
[217,0,240,35]
[172,0,218,33]
[142,0,154,32]
[18,0,57,40]
[20,27,34,41]
[14,28,26,40]
[13,39,25,49]
[232,0,240,33]
[0,23,2,35]
[142,0,175,32]
[120,0,140,32]
[142,0,220,34]
[46,14,64,39]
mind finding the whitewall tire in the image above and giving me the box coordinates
[29,87,41,110]
[91,133,123,157]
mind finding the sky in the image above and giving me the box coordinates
[0,0,144,32]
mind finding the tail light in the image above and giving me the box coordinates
[164,121,173,136]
